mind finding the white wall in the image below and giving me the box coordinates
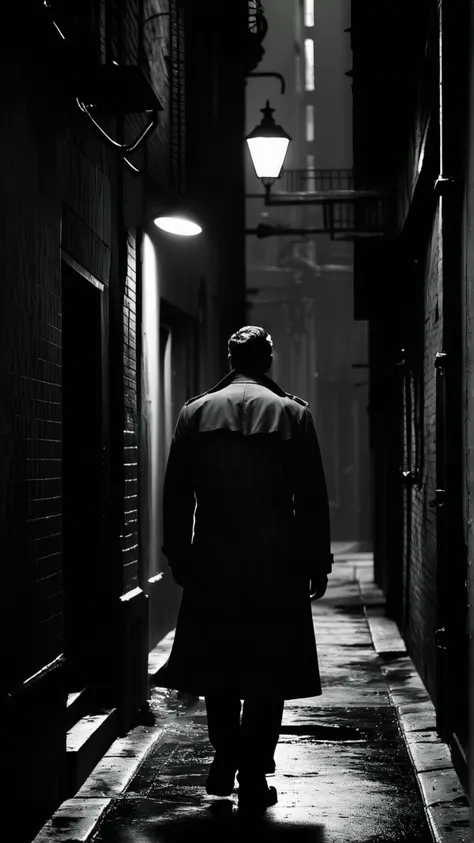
[141,233,161,581]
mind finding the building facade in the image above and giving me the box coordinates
[245,0,371,544]
[351,0,471,795]
[0,1,260,838]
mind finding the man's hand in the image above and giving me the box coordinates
[309,574,328,600]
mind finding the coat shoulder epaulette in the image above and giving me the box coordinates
[184,391,209,407]
[284,392,309,407]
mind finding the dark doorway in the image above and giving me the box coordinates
[62,262,105,688]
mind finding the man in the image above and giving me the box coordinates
[154,326,332,812]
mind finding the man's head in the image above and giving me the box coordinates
[228,325,273,374]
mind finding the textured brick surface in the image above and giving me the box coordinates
[122,232,140,595]
[0,78,64,684]
[144,0,175,193]
[0,1,148,680]
[0,2,189,838]
[405,205,443,703]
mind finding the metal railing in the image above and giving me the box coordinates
[281,168,354,193]
[267,168,391,239]
[322,200,390,239]
[248,0,267,38]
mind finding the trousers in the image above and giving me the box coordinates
[205,694,284,777]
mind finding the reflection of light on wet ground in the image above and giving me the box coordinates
[94,567,432,843]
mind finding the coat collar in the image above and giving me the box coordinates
[198,369,288,399]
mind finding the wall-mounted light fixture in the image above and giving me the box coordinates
[153,213,202,237]
[152,200,203,237]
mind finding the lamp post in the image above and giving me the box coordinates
[245,101,292,194]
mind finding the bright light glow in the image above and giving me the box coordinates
[306,104,314,142]
[304,38,315,91]
[142,234,160,579]
[246,136,290,179]
[304,0,314,27]
[307,153,315,191]
[153,215,202,236]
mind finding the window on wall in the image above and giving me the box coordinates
[304,0,315,28]
[304,38,315,91]
[306,103,314,142]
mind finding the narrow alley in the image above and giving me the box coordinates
[33,547,468,843]
[2,2,474,839]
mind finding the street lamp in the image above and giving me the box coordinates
[246,100,292,186]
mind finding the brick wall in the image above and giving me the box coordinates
[0,77,63,686]
[122,231,140,594]
[118,0,173,196]
[405,203,443,700]
[92,0,172,597]
[122,0,147,176]
[61,127,112,284]
[0,5,120,687]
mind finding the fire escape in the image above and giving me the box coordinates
[247,167,392,241]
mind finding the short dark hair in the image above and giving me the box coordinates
[228,325,273,373]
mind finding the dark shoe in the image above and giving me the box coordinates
[238,779,278,813]
[206,758,237,797]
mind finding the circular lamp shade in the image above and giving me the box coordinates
[153,206,202,236]
[246,101,292,182]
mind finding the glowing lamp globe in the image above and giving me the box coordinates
[246,101,292,184]
[153,206,202,236]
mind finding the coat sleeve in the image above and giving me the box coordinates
[162,405,196,566]
[293,407,333,575]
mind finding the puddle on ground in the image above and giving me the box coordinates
[279,724,365,742]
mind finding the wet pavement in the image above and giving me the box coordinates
[33,547,470,843]
[90,697,430,843]
[94,554,431,843]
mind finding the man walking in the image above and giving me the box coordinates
[154,326,332,812]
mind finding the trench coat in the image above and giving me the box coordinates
[154,370,332,700]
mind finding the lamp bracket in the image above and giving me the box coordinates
[76,99,159,155]
[246,71,286,95]
[75,64,163,116]
[75,65,163,170]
